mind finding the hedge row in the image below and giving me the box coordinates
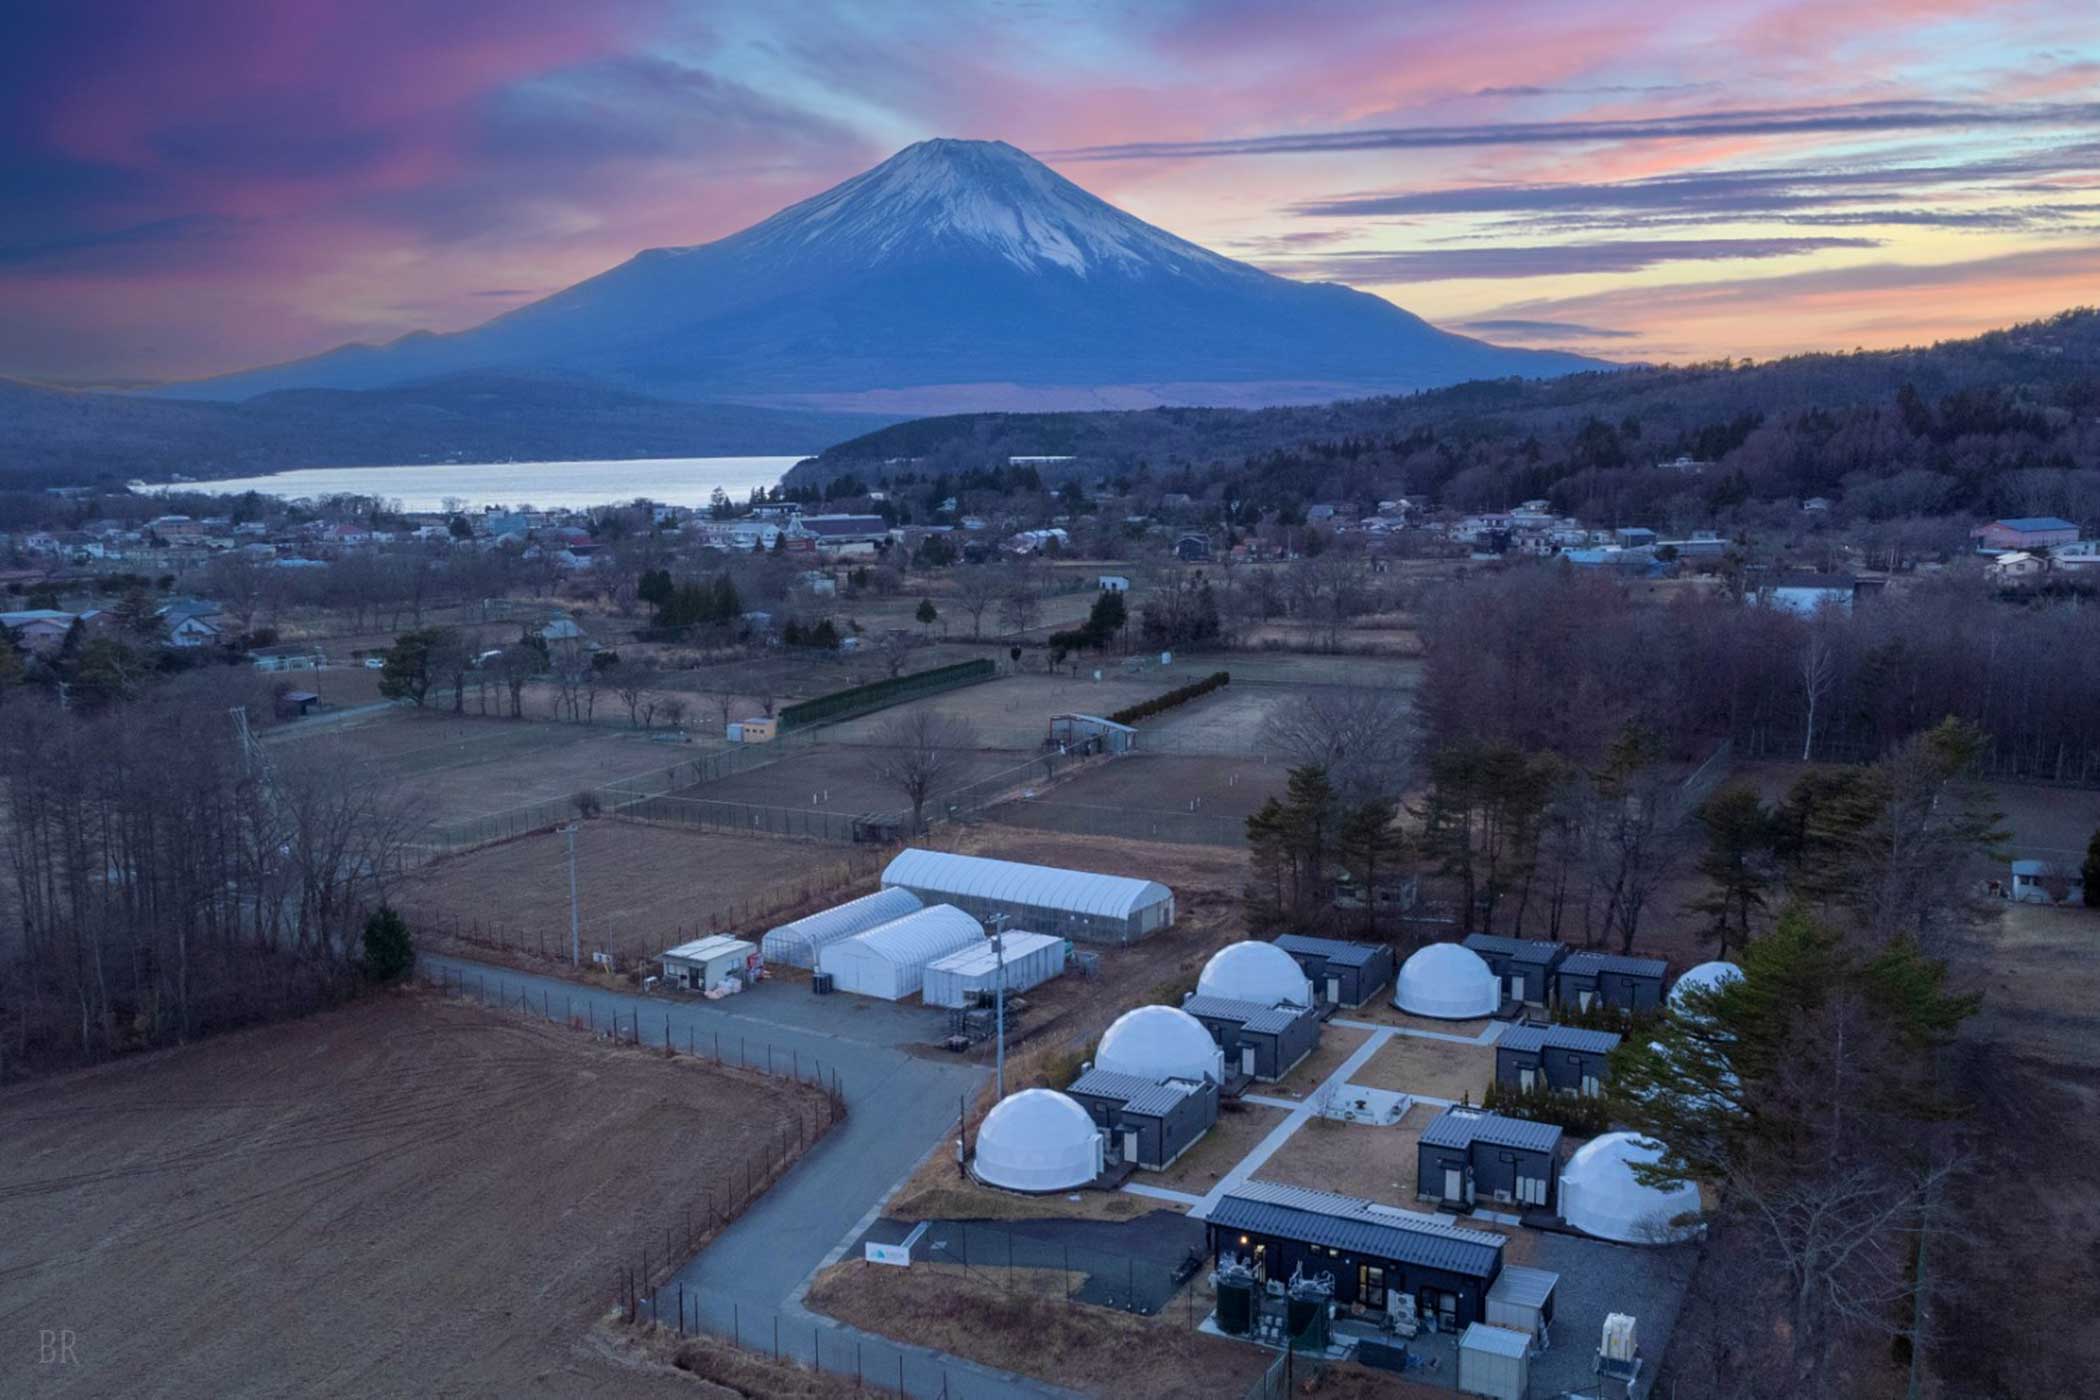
[1479,1079,1615,1137]
[776,657,995,731]
[1108,671,1229,726]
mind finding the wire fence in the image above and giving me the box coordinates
[646,1289,966,1398]
[617,794,894,844]
[977,797,1247,847]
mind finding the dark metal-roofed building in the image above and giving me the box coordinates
[1064,1067,1216,1170]
[1272,935,1395,1008]
[1180,994,1322,1082]
[1416,1106,1562,1210]
[1554,951,1667,1012]
[1495,1022,1622,1096]
[1461,934,1569,1005]
[1206,1182,1505,1331]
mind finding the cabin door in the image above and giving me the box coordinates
[1240,1046,1258,1077]
[1443,1167,1464,1202]
[1325,976,1342,1004]
[1508,974,1525,1003]
[1122,1130,1140,1164]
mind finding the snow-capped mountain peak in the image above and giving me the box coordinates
[729,138,1240,278]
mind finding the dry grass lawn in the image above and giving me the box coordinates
[1351,1035,1495,1103]
[1254,1115,1427,1205]
[1149,1102,1287,1196]
[890,1157,1170,1225]
[806,1259,1437,1400]
[1269,1024,1373,1098]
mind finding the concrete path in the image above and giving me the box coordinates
[424,955,1068,1398]
[1122,1181,1205,1207]
[1335,1015,1507,1047]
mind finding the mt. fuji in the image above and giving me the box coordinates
[162,140,1604,412]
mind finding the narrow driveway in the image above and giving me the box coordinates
[424,954,1066,1397]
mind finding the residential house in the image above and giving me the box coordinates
[158,600,227,648]
[790,514,890,548]
[0,609,76,652]
[1986,550,2049,585]
[1064,1068,1217,1171]
[2009,858,2086,906]
[1271,935,1394,1008]
[1173,534,1212,562]
[248,643,327,671]
[1180,994,1323,1082]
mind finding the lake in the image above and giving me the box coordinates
[175,456,805,513]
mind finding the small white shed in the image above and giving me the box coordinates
[1457,1322,1531,1400]
[661,935,756,993]
[921,931,1068,1008]
[819,905,985,1000]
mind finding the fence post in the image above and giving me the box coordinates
[678,1283,684,1336]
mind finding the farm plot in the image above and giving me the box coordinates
[0,996,824,1400]
[985,753,1285,845]
[394,821,873,961]
[282,710,712,832]
[816,669,1167,750]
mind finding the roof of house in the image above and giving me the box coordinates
[1418,1106,1563,1155]
[1460,1323,1531,1358]
[1463,934,1569,966]
[1559,951,1668,980]
[1486,1264,1559,1312]
[1180,993,1311,1036]
[1273,934,1386,968]
[796,515,887,537]
[1498,1023,1623,1055]
[1993,516,2078,531]
[1066,1067,1201,1118]
[662,935,755,963]
[1208,1181,1505,1277]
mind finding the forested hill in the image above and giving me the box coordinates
[793,309,2100,522]
[0,374,898,488]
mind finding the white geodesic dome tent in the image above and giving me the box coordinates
[972,1089,1104,1193]
[761,887,924,968]
[1559,1132,1704,1244]
[1395,942,1500,1019]
[1668,960,1742,1013]
[1198,941,1312,1007]
[816,905,984,1000]
[1095,1005,1225,1085]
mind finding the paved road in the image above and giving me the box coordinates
[424,954,1069,1398]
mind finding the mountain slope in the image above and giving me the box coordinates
[160,139,1604,411]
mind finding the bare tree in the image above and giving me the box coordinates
[997,574,1043,636]
[952,565,1003,639]
[1260,685,1417,802]
[1799,623,1836,761]
[866,708,980,833]
[608,659,658,729]
[492,646,536,719]
[876,629,918,678]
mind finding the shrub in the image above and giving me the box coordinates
[362,906,413,982]
[1107,671,1230,726]
[1480,1078,1613,1137]
[573,788,603,818]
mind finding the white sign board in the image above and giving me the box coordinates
[865,1242,912,1268]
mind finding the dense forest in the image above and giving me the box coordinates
[0,373,896,488]
[799,309,2100,527]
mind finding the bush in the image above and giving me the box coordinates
[1107,671,1229,726]
[1550,998,1662,1039]
[1480,1078,1613,1137]
[573,789,603,818]
[362,906,413,982]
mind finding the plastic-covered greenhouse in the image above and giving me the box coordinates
[880,848,1174,945]
[816,905,985,1000]
[760,887,924,968]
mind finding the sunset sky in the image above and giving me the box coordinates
[4,0,2096,385]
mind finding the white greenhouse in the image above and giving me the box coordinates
[881,848,1174,944]
[1095,1004,1225,1085]
[1198,940,1313,1007]
[1395,942,1500,1020]
[1559,1132,1704,1245]
[817,905,985,1001]
[972,1089,1104,1193]
[921,931,1068,1009]
[1667,960,1742,1012]
[761,887,924,968]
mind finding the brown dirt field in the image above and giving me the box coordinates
[282,709,713,829]
[1271,1024,1374,1098]
[614,1327,862,1398]
[993,752,1287,827]
[806,1259,1435,1400]
[395,821,878,961]
[0,994,827,1399]
[1150,1103,1288,1196]
[1256,1116,1427,1204]
[1351,1035,1495,1104]
[892,1170,1170,1225]
[817,669,1176,749]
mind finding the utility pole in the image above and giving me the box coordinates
[559,822,581,965]
[989,913,1009,1100]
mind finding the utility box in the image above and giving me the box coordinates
[1457,1323,1530,1400]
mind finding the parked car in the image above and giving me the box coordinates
[363,656,385,669]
